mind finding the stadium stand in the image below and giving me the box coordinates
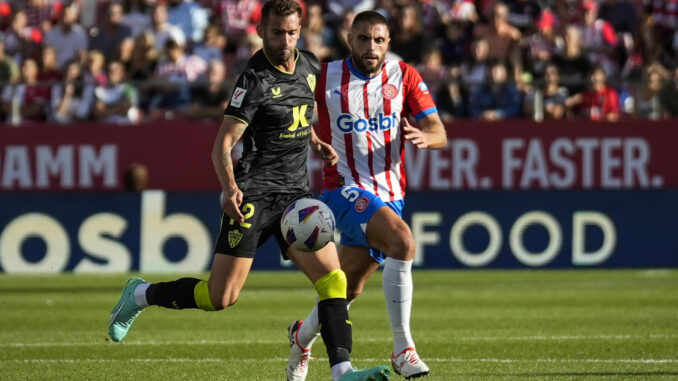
[0,0,677,123]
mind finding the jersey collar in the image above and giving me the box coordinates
[346,57,383,81]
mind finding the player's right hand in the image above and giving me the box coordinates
[222,186,244,223]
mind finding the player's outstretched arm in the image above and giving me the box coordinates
[310,127,339,166]
[212,115,248,223]
[403,113,447,149]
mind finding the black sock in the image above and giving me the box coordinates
[318,298,352,366]
[145,278,201,309]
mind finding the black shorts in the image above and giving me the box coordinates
[214,192,312,259]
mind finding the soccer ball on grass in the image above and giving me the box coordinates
[281,198,336,252]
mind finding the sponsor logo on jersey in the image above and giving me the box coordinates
[333,89,346,100]
[228,230,243,248]
[383,84,398,100]
[230,87,247,108]
[355,197,369,212]
[336,112,399,133]
[418,82,429,94]
[288,105,310,131]
[307,74,316,92]
[271,87,282,98]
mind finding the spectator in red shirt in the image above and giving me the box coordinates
[567,65,620,121]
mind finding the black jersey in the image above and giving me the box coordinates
[224,49,320,199]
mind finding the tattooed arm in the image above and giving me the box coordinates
[212,115,248,223]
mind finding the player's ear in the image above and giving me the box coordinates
[347,32,353,46]
[256,23,264,39]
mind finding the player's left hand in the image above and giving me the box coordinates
[403,118,431,149]
[313,140,339,166]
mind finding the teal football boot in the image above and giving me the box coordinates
[108,277,146,342]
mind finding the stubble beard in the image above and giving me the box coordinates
[352,53,384,77]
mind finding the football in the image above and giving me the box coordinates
[281,198,336,252]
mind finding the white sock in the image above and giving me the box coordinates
[382,257,415,354]
[299,299,354,349]
[331,361,353,381]
[133,282,150,308]
[298,298,321,348]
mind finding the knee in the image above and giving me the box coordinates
[346,282,364,302]
[387,224,415,260]
[315,269,347,301]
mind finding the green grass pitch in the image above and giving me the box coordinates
[1,269,677,380]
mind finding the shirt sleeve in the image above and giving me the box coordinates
[400,62,438,121]
[223,70,263,125]
[606,88,620,114]
[601,21,617,45]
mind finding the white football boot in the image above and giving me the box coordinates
[391,347,430,379]
[287,320,311,381]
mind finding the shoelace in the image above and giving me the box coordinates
[298,350,310,370]
[393,350,420,369]
[404,351,419,365]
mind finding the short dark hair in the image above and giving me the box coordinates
[261,0,302,25]
[352,11,389,30]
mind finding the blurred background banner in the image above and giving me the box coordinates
[0,121,221,191]
[1,189,676,273]
[1,120,677,191]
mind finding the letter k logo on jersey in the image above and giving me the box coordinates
[288,105,309,131]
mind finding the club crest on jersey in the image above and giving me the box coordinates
[307,74,316,92]
[382,84,398,100]
[354,197,369,212]
[230,87,247,108]
[228,230,243,248]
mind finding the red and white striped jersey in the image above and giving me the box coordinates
[315,58,438,202]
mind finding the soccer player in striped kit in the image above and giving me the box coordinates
[287,10,447,381]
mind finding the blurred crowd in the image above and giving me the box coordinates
[1,0,678,125]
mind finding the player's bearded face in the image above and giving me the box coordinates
[349,22,390,76]
[260,13,301,65]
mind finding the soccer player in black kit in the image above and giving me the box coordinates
[107,1,391,380]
